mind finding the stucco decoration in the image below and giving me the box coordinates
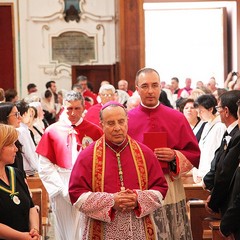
[29,0,114,23]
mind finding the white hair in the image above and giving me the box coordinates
[115,89,129,104]
[99,84,115,94]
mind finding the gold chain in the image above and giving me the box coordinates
[105,141,129,191]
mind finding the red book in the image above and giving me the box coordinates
[143,132,168,169]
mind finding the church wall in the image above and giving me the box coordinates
[1,0,240,98]
[5,0,117,98]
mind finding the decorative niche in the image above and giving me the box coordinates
[64,0,81,22]
[52,31,96,64]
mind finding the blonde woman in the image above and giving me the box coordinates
[0,124,40,240]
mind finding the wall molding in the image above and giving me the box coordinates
[28,0,115,23]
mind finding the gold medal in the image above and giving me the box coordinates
[82,136,93,150]
[13,195,20,205]
[0,167,20,205]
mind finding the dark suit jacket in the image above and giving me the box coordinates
[220,165,240,239]
[204,126,239,190]
[203,126,240,214]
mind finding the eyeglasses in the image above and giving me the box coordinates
[7,112,21,118]
[101,94,114,98]
[215,106,224,111]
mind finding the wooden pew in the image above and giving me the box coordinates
[187,194,222,240]
[27,174,49,219]
[27,174,50,238]
[184,183,210,202]
[182,173,210,202]
[188,200,210,240]
[183,180,213,240]
[209,221,224,240]
[30,188,42,235]
[183,175,225,240]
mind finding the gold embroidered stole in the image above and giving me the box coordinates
[91,135,156,240]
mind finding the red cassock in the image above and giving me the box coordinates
[83,90,98,105]
[84,103,102,127]
[69,138,168,203]
[69,137,169,239]
[127,89,133,96]
[127,104,200,168]
[36,120,103,169]
[127,103,200,239]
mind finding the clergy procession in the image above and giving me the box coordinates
[1,67,240,240]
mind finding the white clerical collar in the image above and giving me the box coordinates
[73,117,83,127]
[63,117,83,127]
[140,101,160,109]
[110,138,127,147]
[226,120,238,134]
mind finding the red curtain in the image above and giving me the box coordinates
[0,5,15,90]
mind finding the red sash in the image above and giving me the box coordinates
[91,135,156,239]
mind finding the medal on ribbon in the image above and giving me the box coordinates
[12,195,21,205]
[0,166,20,205]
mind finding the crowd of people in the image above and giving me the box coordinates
[0,69,240,239]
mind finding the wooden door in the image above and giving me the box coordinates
[72,64,118,93]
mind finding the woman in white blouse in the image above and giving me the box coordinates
[192,94,226,183]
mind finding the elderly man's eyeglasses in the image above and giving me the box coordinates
[7,112,21,118]
[101,94,114,97]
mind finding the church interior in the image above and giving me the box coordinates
[1,0,240,97]
[1,1,240,239]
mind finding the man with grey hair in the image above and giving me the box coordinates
[76,75,98,105]
[84,84,116,127]
[207,77,218,93]
[69,101,169,239]
[71,83,92,110]
[36,90,103,240]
